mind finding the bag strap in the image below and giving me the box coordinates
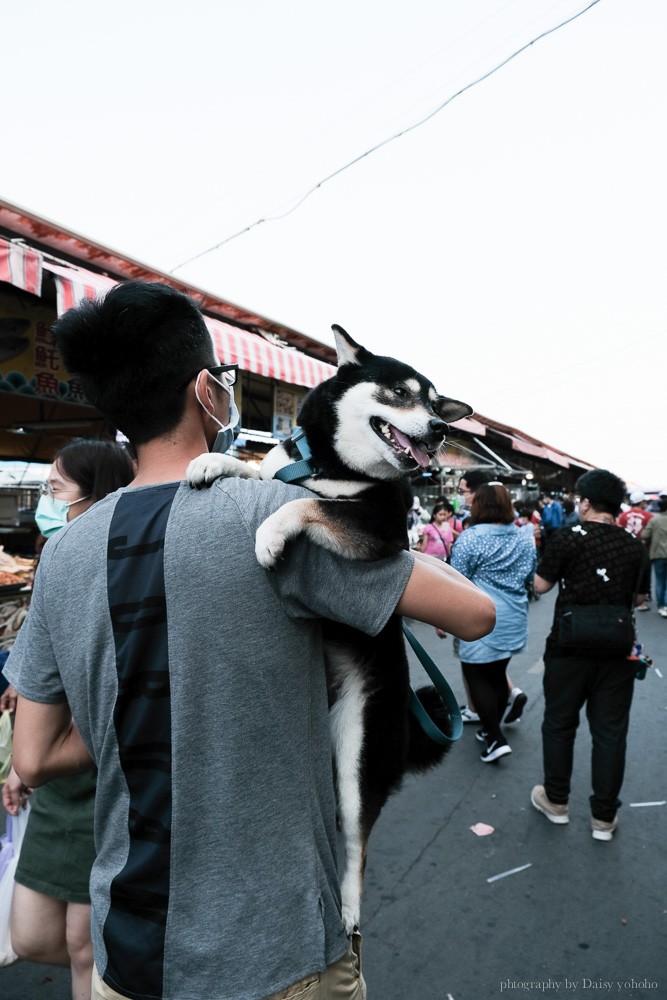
[402,623,462,744]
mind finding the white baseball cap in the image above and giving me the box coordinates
[629,490,645,504]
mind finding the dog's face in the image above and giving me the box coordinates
[328,325,472,480]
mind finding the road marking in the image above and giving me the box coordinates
[487,862,532,883]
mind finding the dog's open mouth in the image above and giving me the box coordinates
[371,419,435,469]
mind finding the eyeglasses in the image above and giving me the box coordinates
[177,364,238,391]
[208,364,238,388]
[39,481,77,500]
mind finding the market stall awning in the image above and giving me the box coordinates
[0,236,43,297]
[43,262,335,390]
[452,415,487,435]
[204,316,335,389]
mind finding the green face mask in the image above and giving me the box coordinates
[34,494,89,537]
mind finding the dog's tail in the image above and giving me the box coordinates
[405,685,454,772]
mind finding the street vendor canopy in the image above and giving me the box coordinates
[0,236,43,297]
[0,250,335,392]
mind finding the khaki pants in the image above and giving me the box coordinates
[91,934,366,1000]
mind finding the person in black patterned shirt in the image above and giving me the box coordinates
[530,469,650,842]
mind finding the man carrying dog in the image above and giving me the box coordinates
[4,281,494,1000]
[531,469,650,841]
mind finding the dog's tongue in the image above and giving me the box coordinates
[390,426,431,468]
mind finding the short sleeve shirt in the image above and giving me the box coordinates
[4,477,413,1000]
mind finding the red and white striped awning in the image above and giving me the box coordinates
[41,262,335,390]
[0,236,43,297]
[45,260,116,314]
[204,315,334,389]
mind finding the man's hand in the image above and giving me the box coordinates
[1,765,32,815]
[0,684,17,713]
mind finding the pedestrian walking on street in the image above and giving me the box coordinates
[531,469,651,841]
[636,496,667,616]
[451,483,536,763]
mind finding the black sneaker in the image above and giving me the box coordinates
[475,729,489,743]
[503,688,528,724]
[480,737,512,763]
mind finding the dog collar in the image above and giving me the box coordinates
[274,429,316,484]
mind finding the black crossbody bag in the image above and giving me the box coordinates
[558,604,635,654]
[557,560,643,656]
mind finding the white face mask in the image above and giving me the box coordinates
[195,371,239,454]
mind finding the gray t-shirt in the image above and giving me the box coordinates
[5,477,412,1000]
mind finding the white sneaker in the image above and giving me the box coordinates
[591,816,618,841]
[460,705,480,723]
[503,688,528,724]
[659,607,667,618]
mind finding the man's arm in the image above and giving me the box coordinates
[533,574,555,595]
[11,695,94,788]
[396,553,495,640]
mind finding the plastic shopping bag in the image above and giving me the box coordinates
[0,710,12,784]
[0,801,30,966]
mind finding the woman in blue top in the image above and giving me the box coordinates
[451,483,537,762]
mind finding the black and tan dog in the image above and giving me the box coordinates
[188,326,472,932]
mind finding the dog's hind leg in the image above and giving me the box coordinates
[327,650,368,935]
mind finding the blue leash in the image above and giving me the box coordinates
[274,429,315,484]
[274,431,462,745]
[403,624,463,744]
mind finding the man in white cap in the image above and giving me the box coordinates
[618,491,653,610]
[618,491,652,539]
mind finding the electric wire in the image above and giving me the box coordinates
[170,0,603,273]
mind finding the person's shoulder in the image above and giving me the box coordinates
[211,476,309,502]
[208,476,311,524]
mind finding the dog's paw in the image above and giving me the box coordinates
[254,519,288,568]
[186,453,233,488]
[341,903,360,937]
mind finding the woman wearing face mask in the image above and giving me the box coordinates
[2,438,133,1000]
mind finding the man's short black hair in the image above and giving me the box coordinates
[53,281,217,445]
[460,469,497,491]
[576,469,626,517]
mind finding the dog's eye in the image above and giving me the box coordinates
[393,385,408,398]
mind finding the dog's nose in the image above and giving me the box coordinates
[428,418,448,437]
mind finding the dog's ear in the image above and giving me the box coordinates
[331,325,372,368]
[436,396,474,423]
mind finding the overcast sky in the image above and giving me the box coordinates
[3,0,665,488]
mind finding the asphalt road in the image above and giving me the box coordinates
[363,590,666,1000]
[1,590,665,1000]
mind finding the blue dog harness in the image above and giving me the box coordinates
[274,429,316,485]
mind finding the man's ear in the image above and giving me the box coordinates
[195,369,213,408]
